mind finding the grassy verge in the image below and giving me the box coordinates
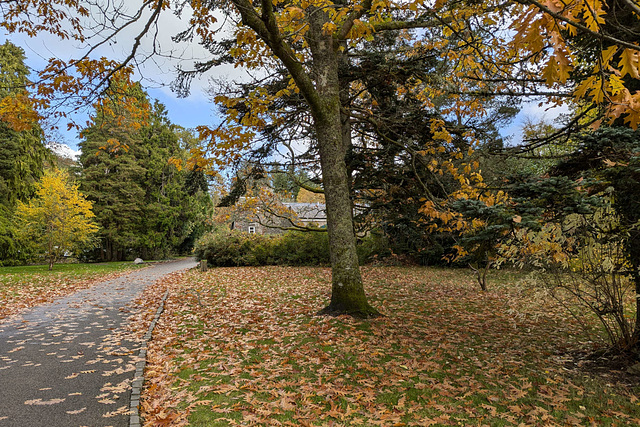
[142,266,640,426]
[0,261,145,319]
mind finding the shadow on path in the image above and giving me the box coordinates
[0,258,197,427]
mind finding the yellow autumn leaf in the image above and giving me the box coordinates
[608,74,626,96]
[574,75,596,99]
[582,0,606,31]
[541,59,558,86]
[601,45,618,68]
[618,48,640,79]
[322,22,337,35]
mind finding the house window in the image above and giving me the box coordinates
[248,226,256,234]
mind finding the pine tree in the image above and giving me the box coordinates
[79,85,211,260]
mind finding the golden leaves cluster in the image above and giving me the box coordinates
[1,1,149,132]
[511,0,640,127]
[80,72,151,154]
[1,0,89,42]
[192,123,255,169]
[16,169,99,265]
[0,91,41,132]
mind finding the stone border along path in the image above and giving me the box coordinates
[129,290,169,427]
[0,258,197,427]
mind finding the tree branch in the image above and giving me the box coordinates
[518,0,640,52]
[337,0,372,40]
[621,0,640,18]
[231,0,322,114]
[373,18,442,32]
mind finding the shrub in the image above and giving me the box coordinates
[357,231,390,264]
[194,230,329,267]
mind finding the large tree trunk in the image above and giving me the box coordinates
[307,10,380,318]
[231,0,379,317]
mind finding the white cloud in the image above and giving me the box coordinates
[2,2,248,148]
[501,101,571,146]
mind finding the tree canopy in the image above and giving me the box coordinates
[16,168,98,270]
[78,84,212,261]
[0,40,50,264]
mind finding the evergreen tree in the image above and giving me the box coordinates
[0,41,49,264]
[79,86,211,261]
[553,127,640,349]
[79,126,147,261]
[136,102,209,259]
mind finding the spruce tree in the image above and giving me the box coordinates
[79,86,211,260]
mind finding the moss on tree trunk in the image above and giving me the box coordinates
[233,0,380,318]
[307,11,380,318]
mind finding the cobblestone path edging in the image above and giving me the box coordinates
[129,290,170,427]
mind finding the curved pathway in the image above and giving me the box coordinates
[0,258,197,427]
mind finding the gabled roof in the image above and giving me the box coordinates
[282,202,326,221]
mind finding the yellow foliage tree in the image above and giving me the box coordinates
[296,188,325,204]
[17,169,98,270]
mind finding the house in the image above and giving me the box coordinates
[230,202,327,234]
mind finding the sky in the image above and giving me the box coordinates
[7,35,224,152]
[3,3,564,153]
[502,102,570,146]
[3,3,238,151]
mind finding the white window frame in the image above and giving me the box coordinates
[248,225,256,234]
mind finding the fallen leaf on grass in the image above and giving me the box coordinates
[137,266,640,426]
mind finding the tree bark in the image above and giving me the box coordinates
[231,0,380,317]
[48,234,54,270]
[307,9,380,318]
[631,266,640,350]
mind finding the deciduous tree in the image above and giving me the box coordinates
[16,169,98,270]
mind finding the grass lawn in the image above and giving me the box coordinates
[0,261,145,319]
[141,266,640,426]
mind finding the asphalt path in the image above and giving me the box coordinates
[0,258,197,427]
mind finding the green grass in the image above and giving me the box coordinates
[0,261,146,318]
[0,261,144,277]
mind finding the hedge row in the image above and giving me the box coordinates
[194,230,330,267]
